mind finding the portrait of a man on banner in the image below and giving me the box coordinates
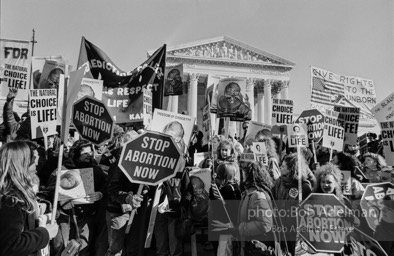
[217,78,251,121]
[164,64,183,96]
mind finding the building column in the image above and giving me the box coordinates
[188,73,199,118]
[280,81,289,100]
[246,78,255,122]
[252,100,260,122]
[264,80,272,125]
[257,93,264,123]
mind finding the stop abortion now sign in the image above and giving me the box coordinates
[72,96,114,145]
[295,109,324,142]
[118,131,183,186]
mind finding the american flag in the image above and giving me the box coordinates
[310,76,345,107]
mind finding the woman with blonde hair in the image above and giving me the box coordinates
[0,141,58,255]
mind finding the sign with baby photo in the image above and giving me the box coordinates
[151,109,196,153]
[58,168,94,203]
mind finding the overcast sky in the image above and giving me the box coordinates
[1,0,392,114]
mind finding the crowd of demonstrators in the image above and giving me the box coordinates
[1,88,394,255]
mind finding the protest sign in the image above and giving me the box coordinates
[37,59,66,91]
[29,89,58,139]
[216,78,251,121]
[143,89,153,130]
[189,168,211,194]
[239,153,255,163]
[244,121,271,144]
[194,152,211,167]
[0,39,32,100]
[296,109,325,142]
[118,131,182,186]
[72,96,115,145]
[78,37,165,123]
[371,91,394,123]
[359,133,368,155]
[202,104,212,146]
[310,66,377,129]
[380,121,394,165]
[297,193,353,253]
[188,168,211,222]
[31,56,66,89]
[272,98,293,125]
[164,64,183,96]
[151,109,196,151]
[58,167,94,203]
[347,228,388,256]
[271,124,287,135]
[322,109,345,152]
[251,142,268,166]
[208,75,221,114]
[373,98,394,165]
[340,170,352,195]
[360,182,394,231]
[287,123,308,148]
[76,78,103,101]
[334,106,360,145]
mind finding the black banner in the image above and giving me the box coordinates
[77,37,166,123]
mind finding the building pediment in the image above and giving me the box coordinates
[150,36,295,68]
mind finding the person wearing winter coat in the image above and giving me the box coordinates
[46,139,107,255]
[0,141,58,255]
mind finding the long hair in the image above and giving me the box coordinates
[216,139,235,161]
[0,141,36,213]
[282,153,307,181]
[314,162,343,199]
[242,161,273,191]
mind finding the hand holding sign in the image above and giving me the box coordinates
[125,193,144,209]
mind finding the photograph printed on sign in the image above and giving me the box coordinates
[244,121,272,146]
[164,64,183,96]
[75,78,103,101]
[216,78,251,121]
[58,168,95,204]
[151,109,196,153]
[252,142,268,166]
[287,123,308,148]
[37,59,66,92]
